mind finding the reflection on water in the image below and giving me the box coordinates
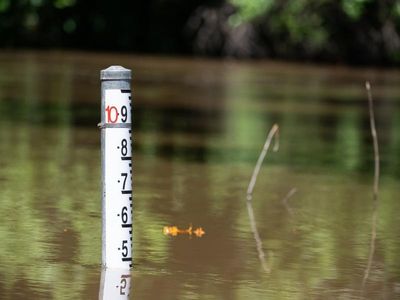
[0,51,399,299]
[100,269,131,300]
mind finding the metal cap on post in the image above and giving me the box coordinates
[100,65,133,270]
[101,66,132,81]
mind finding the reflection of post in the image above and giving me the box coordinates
[99,268,132,300]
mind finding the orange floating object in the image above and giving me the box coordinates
[163,226,179,236]
[163,225,205,237]
[193,227,205,237]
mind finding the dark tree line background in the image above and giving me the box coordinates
[0,0,399,65]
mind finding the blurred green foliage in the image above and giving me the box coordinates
[341,0,370,19]
[0,0,399,64]
[229,0,273,26]
[229,0,400,63]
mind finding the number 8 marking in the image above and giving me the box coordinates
[121,139,128,156]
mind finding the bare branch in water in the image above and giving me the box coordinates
[247,124,279,200]
[282,188,297,216]
[362,81,380,287]
[245,124,279,273]
[366,81,380,203]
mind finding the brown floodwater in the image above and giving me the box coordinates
[0,51,399,299]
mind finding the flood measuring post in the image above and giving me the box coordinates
[100,66,133,269]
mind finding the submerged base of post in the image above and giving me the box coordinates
[99,268,131,299]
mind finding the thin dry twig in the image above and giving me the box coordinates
[366,82,380,203]
[247,124,279,200]
[282,188,297,216]
[245,124,279,273]
[362,81,380,287]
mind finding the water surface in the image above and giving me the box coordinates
[0,51,399,299]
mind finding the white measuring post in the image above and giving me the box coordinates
[100,66,133,269]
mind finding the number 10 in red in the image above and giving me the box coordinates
[105,105,128,123]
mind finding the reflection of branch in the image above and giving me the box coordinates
[282,188,297,216]
[362,208,377,287]
[362,82,380,287]
[246,124,279,273]
[246,200,270,273]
